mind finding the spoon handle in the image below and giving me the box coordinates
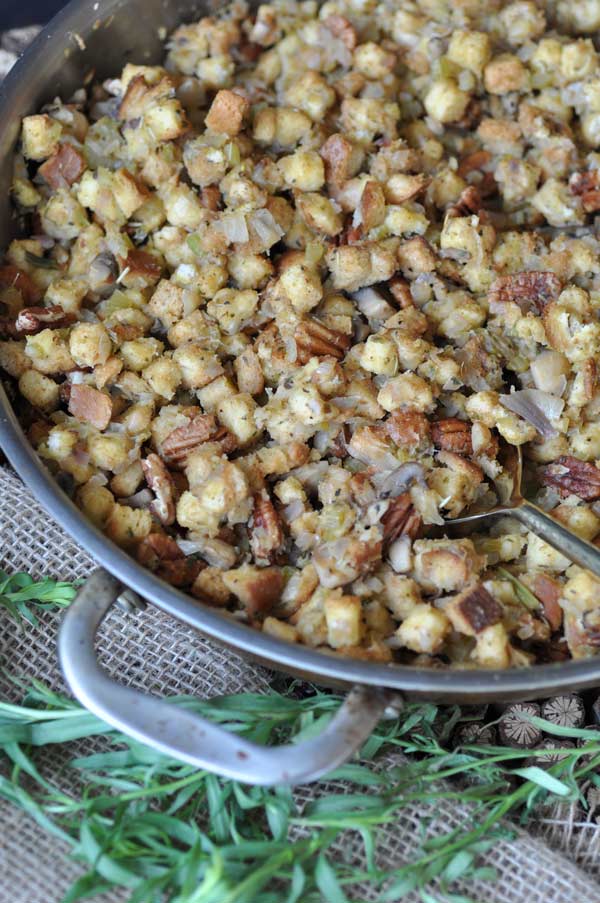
[513,500,600,578]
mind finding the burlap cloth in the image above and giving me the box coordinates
[1,26,600,903]
[1,460,600,902]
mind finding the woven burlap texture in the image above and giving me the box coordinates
[1,463,600,903]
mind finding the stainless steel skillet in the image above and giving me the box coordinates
[1,0,600,786]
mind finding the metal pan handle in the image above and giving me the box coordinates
[58,569,395,786]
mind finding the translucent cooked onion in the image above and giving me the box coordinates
[123,488,154,509]
[220,211,249,244]
[251,209,284,246]
[530,351,569,396]
[352,288,396,322]
[375,462,426,498]
[389,535,412,573]
[499,389,564,438]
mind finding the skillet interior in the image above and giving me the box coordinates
[1,0,600,701]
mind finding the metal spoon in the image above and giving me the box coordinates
[445,444,600,579]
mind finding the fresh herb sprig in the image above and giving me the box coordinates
[0,569,77,625]
[1,681,599,903]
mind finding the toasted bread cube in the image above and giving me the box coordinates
[148,279,193,329]
[377,372,434,412]
[88,433,133,472]
[396,604,450,654]
[177,491,218,533]
[424,79,470,124]
[484,53,528,94]
[78,481,115,527]
[206,288,259,334]
[21,114,62,161]
[279,262,323,313]
[526,532,571,572]
[142,356,182,400]
[110,459,144,497]
[69,323,112,368]
[222,565,283,617]
[360,335,399,376]
[192,567,232,606]
[263,616,299,643]
[217,393,259,445]
[445,584,503,636]
[0,340,31,378]
[473,623,510,668]
[112,168,150,218]
[120,337,164,372]
[381,572,422,620]
[173,343,224,389]
[447,29,491,75]
[413,538,484,593]
[145,99,188,141]
[324,593,363,648]
[18,369,60,412]
[25,329,75,374]
[105,504,152,549]
[278,151,325,192]
[205,89,249,136]
[197,374,237,412]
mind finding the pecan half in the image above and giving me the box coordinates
[488,272,562,314]
[323,14,357,49]
[0,265,42,304]
[212,425,239,455]
[388,276,414,308]
[447,583,503,635]
[295,318,351,363]
[161,414,219,464]
[320,133,356,186]
[432,418,472,455]
[38,143,86,190]
[250,490,284,563]
[15,304,75,334]
[542,455,600,501]
[532,574,563,632]
[569,170,600,213]
[381,492,422,542]
[385,410,430,448]
[68,384,113,430]
[142,453,176,525]
[120,249,162,282]
[447,185,484,218]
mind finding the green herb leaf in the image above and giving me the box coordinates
[0,569,77,625]
[497,568,539,611]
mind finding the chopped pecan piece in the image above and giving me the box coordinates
[323,14,357,49]
[142,453,176,526]
[295,318,351,363]
[488,272,562,314]
[432,418,472,455]
[38,143,86,189]
[250,490,284,563]
[222,565,284,618]
[201,186,221,210]
[15,304,75,334]
[381,492,422,543]
[569,170,600,213]
[446,583,503,635]
[457,150,492,178]
[212,425,239,455]
[320,133,356,186]
[162,414,218,464]
[359,180,386,233]
[68,384,113,430]
[388,276,414,308]
[0,265,42,304]
[447,185,484,218]
[532,574,563,632]
[542,456,600,501]
[386,410,430,448]
[120,249,162,282]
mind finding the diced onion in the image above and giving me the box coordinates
[499,389,564,438]
[530,351,569,396]
[251,209,284,247]
[219,211,249,244]
[389,535,412,573]
[352,288,396,322]
[123,488,154,509]
[375,462,426,498]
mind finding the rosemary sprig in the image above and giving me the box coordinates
[1,681,599,903]
[0,569,77,625]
